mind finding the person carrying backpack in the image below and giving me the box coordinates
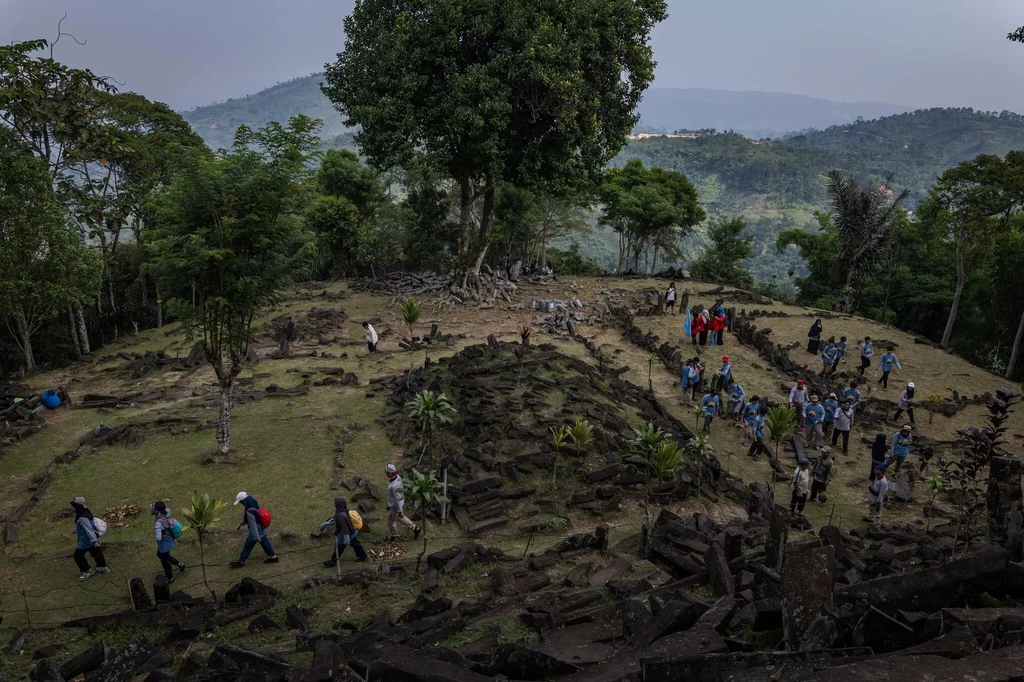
[151,501,186,583]
[230,492,278,568]
[71,497,109,581]
[322,497,368,566]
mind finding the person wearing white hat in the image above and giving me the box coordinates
[385,465,420,540]
[894,382,916,425]
[229,492,277,568]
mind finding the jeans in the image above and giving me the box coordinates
[831,428,850,454]
[158,550,181,579]
[703,415,714,434]
[879,371,891,388]
[239,534,275,562]
[74,546,107,572]
[806,423,823,448]
[709,333,717,347]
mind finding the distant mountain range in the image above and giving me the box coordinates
[178,74,915,149]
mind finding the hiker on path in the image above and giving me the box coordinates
[151,501,186,583]
[741,396,761,446]
[832,401,855,455]
[363,321,378,353]
[834,336,848,369]
[820,341,838,377]
[322,497,367,566]
[665,283,677,315]
[230,492,278,568]
[890,425,913,473]
[809,448,836,506]
[867,466,889,526]
[894,382,916,425]
[790,459,811,515]
[700,389,721,434]
[858,337,874,377]
[71,497,109,581]
[805,395,825,449]
[789,379,810,431]
[727,379,745,423]
[807,319,823,355]
[385,464,421,540]
[869,433,888,481]
[822,393,839,440]
[844,381,862,412]
[875,346,901,389]
[746,407,768,461]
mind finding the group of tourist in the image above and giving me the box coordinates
[68,464,421,582]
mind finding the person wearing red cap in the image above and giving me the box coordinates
[789,380,810,431]
[713,355,732,392]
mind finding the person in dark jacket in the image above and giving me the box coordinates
[322,497,368,566]
[807,319,823,355]
[869,434,889,481]
[71,497,109,581]
[229,492,278,568]
[151,501,186,583]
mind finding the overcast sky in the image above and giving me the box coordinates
[2,0,1023,112]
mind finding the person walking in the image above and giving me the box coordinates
[363,321,378,353]
[746,407,768,461]
[700,389,721,435]
[385,464,421,540]
[790,459,811,515]
[697,310,709,346]
[809,448,835,506]
[858,337,873,376]
[804,396,825,448]
[680,358,694,401]
[727,380,745,423]
[822,393,839,441]
[894,382,916,425]
[891,425,913,473]
[844,381,862,412]
[869,433,888,481]
[807,319,823,355]
[834,336,848,369]
[867,466,889,526]
[820,341,838,377]
[229,492,278,568]
[151,501,185,584]
[831,400,855,455]
[322,497,368,566]
[665,283,677,315]
[70,497,109,581]
[875,346,902,390]
[789,379,810,431]
[741,396,761,446]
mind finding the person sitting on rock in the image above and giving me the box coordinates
[230,492,278,568]
[726,379,745,423]
[322,497,367,566]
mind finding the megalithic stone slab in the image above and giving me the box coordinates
[783,545,835,651]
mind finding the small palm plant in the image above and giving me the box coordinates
[691,404,704,433]
[179,489,228,599]
[686,434,714,500]
[399,297,422,370]
[646,354,656,392]
[630,423,668,525]
[404,468,448,568]
[764,405,798,503]
[568,418,594,454]
[924,474,947,531]
[405,390,457,470]
[550,425,570,486]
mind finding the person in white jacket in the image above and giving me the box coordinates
[790,459,811,515]
[867,466,889,526]
[363,321,378,353]
[789,380,810,430]
[385,464,420,540]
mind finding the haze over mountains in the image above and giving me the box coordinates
[179,73,916,150]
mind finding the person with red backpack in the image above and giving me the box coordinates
[230,492,278,568]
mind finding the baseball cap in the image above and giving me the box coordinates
[799,458,809,466]
[797,379,805,385]
[385,464,397,475]
[722,355,729,362]
[810,395,819,402]
[901,424,912,432]
[908,382,915,388]
[71,496,86,507]
[829,393,837,399]
[234,491,248,505]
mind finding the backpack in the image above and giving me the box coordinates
[169,520,183,540]
[92,518,107,537]
[348,510,363,531]
[258,507,272,528]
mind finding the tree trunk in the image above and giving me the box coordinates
[75,304,91,355]
[541,223,548,269]
[468,182,496,283]
[15,316,35,372]
[216,379,235,455]
[1007,305,1024,379]
[941,231,966,348]
[68,305,82,359]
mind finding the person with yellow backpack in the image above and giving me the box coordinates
[322,497,367,566]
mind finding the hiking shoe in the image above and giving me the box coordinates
[167,575,175,584]
[79,569,95,581]
[229,561,246,569]
[323,560,337,568]
[178,562,187,573]
[95,567,110,574]
[413,527,422,540]
[264,556,279,564]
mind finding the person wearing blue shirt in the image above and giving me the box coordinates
[727,380,745,422]
[844,381,862,411]
[746,408,767,461]
[822,393,839,440]
[700,390,720,435]
[681,358,693,399]
[891,425,913,473]
[834,336,848,369]
[875,345,902,389]
[716,355,733,390]
[858,336,873,377]
[820,341,838,376]
[741,396,761,446]
[804,396,825,448]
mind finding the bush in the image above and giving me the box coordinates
[547,240,602,276]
